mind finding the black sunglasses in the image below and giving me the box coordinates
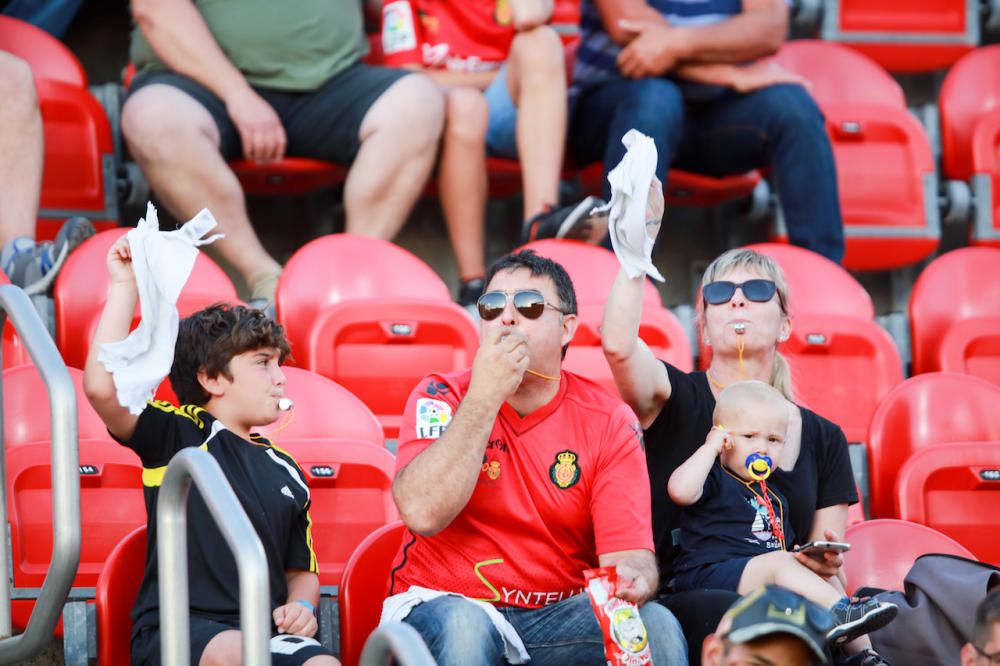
[703,279,778,306]
[973,643,1000,665]
[477,290,565,321]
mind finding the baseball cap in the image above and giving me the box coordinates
[722,585,836,664]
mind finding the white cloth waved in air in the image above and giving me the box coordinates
[98,203,224,414]
[593,129,665,282]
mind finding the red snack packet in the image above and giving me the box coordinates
[583,567,653,666]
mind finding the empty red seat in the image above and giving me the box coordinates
[866,373,1000,519]
[774,41,939,270]
[279,439,399,586]
[8,439,145,632]
[818,0,978,73]
[0,15,87,86]
[338,521,405,666]
[276,235,474,438]
[95,526,145,666]
[843,519,975,594]
[229,157,347,196]
[909,247,1000,375]
[937,317,1000,386]
[54,228,240,369]
[895,441,1000,565]
[3,365,110,448]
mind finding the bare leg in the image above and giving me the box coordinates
[200,629,340,666]
[738,550,841,606]
[121,84,282,299]
[0,53,42,246]
[504,26,566,219]
[344,74,444,239]
[438,88,488,281]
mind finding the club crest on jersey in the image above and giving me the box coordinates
[481,459,501,480]
[550,450,580,489]
[416,398,452,439]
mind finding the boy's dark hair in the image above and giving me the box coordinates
[972,590,1000,648]
[169,304,291,406]
[483,249,578,358]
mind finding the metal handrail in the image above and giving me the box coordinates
[359,622,437,666]
[157,447,271,666]
[0,285,81,663]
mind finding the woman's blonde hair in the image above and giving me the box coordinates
[699,248,794,401]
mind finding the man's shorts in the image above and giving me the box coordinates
[131,617,333,665]
[128,63,409,165]
[483,65,519,160]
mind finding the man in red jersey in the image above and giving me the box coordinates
[385,249,686,665]
[381,1,607,311]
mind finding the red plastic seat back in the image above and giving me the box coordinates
[0,15,87,86]
[910,247,1000,375]
[939,46,1000,181]
[783,314,903,443]
[305,300,479,439]
[819,0,977,74]
[339,521,406,666]
[938,317,1000,387]
[229,157,346,196]
[866,373,1000,519]
[253,367,384,446]
[3,365,110,448]
[895,442,1000,565]
[54,228,240,369]
[774,41,905,109]
[96,526,146,666]
[279,439,398,586]
[520,240,663,307]
[0,273,30,369]
[843,519,975,594]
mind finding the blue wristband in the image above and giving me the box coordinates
[295,599,316,615]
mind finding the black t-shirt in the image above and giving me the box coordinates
[114,401,318,638]
[645,363,858,587]
[674,461,794,578]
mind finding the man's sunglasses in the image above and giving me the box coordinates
[477,290,566,321]
[702,279,778,306]
[973,642,1000,665]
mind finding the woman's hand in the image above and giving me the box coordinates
[793,528,845,580]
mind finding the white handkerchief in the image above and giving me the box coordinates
[593,129,665,282]
[97,203,224,414]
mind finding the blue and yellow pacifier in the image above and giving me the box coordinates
[745,453,773,481]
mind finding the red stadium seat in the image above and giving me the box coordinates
[34,78,118,240]
[0,273,30,369]
[229,157,347,196]
[937,317,1000,386]
[0,15,87,86]
[818,0,978,74]
[8,439,145,632]
[895,442,1000,565]
[866,373,1000,519]
[909,247,1000,375]
[520,239,663,307]
[253,367,384,447]
[843,519,975,594]
[54,228,240,369]
[3,365,110,448]
[279,439,398,586]
[95,526,145,666]
[338,521,405,666]
[774,41,939,270]
[564,303,693,395]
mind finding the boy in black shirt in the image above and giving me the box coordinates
[84,235,339,665]
[668,381,895,660]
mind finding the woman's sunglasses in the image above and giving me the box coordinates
[702,279,778,306]
[477,290,566,321]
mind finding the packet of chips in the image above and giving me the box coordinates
[583,567,652,666]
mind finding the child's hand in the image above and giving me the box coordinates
[106,235,135,285]
[706,425,733,456]
[272,601,318,637]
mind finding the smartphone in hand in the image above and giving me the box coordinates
[793,540,851,557]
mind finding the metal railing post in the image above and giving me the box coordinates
[157,447,271,666]
[0,285,80,664]
[359,623,436,666]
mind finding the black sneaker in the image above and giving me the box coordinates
[521,196,608,244]
[457,278,485,308]
[827,597,898,646]
[840,649,892,665]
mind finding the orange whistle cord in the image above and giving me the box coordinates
[525,368,560,381]
[706,332,748,392]
[266,407,296,442]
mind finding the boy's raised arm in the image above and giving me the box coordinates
[82,235,141,441]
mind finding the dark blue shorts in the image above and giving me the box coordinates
[673,556,752,593]
[128,63,409,165]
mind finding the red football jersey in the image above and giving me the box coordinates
[389,369,654,609]
[381,0,515,71]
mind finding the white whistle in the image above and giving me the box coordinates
[733,322,747,334]
[278,398,294,411]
